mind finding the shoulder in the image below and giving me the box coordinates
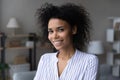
[40,52,57,61]
[76,49,98,62]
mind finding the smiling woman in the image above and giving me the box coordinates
[34,3,98,80]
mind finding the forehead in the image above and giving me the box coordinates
[48,18,70,29]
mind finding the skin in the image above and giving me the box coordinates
[48,18,77,76]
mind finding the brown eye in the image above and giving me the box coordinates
[48,29,53,34]
[58,27,64,32]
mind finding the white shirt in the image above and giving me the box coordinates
[34,49,98,80]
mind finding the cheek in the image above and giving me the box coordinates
[64,33,73,42]
[48,34,51,41]
[63,32,72,39]
[48,35,50,40]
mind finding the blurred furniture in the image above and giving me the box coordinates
[13,71,36,80]
[0,33,7,80]
[99,64,120,80]
[6,17,19,35]
[9,63,30,80]
[0,33,37,80]
[87,40,104,54]
[106,17,120,77]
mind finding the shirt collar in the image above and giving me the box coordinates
[53,49,78,62]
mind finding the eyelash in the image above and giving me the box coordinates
[58,28,64,32]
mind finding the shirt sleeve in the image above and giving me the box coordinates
[33,55,44,80]
[83,55,99,80]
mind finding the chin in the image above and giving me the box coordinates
[55,47,66,51]
[54,48,60,51]
[54,46,62,51]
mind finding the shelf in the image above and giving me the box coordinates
[7,34,34,38]
[5,46,33,49]
[0,33,37,80]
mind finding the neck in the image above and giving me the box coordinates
[57,47,75,60]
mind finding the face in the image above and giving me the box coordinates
[48,18,76,50]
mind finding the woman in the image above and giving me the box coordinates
[34,3,98,80]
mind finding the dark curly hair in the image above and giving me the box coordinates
[36,3,92,51]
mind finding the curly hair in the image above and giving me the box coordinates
[36,3,92,51]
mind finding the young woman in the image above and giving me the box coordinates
[34,3,98,80]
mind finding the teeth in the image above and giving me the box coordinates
[53,40,61,42]
[54,41,61,43]
[53,40,62,46]
[54,41,60,43]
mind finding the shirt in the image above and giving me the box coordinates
[34,49,98,80]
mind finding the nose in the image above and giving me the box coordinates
[53,32,59,39]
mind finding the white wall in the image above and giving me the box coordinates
[1,0,83,34]
[81,0,120,41]
[1,0,40,34]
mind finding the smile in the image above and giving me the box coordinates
[52,40,63,46]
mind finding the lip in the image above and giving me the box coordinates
[52,40,63,46]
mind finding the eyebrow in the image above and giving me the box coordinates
[57,26,64,29]
[48,26,64,30]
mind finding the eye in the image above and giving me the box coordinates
[48,29,53,34]
[58,27,64,32]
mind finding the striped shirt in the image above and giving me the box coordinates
[34,49,98,80]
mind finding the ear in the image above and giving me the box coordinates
[72,26,77,35]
